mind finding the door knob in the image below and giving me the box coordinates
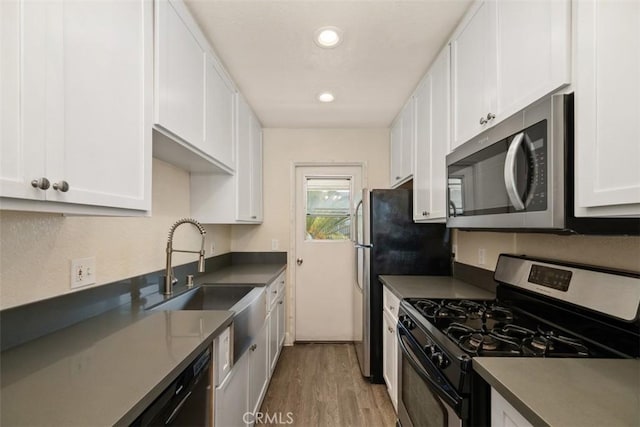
[296,258,303,266]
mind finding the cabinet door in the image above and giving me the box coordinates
[215,350,249,427]
[495,0,570,121]
[155,0,205,148]
[382,309,397,410]
[47,0,151,210]
[205,54,235,170]
[574,0,640,216]
[400,99,415,180]
[491,388,534,427]
[236,95,253,220]
[277,296,285,348]
[1,0,46,201]
[428,46,451,221]
[248,322,269,416]
[250,113,263,221]
[413,75,432,221]
[451,1,496,150]
[268,309,278,374]
[390,118,403,186]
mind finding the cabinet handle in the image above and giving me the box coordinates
[250,344,257,352]
[479,116,487,125]
[52,180,70,192]
[395,176,401,180]
[278,300,283,305]
[388,326,394,333]
[31,177,50,190]
[251,215,257,219]
[272,290,277,294]
[389,305,395,311]
[422,211,429,216]
[486,112,496,121]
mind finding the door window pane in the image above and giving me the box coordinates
[306,178,351,240]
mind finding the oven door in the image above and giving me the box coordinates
[396,323,464,427]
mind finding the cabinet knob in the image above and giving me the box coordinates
[422,211,429,216]
[486,112,496,121]
[250,344,257,352]
[479,116,487,125]
[395,176,401,180]
[31,177,50,190]
[251,215,257,219]
[52,180,70,192]
[296,258,303,266]
[279,300,283,305]
[388,326,394,333]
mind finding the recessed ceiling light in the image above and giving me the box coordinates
[318,92,335,103]
[315,26,342,48]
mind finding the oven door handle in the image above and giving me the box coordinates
[396,323,464,412]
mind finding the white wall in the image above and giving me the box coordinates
[0,159,231,310]
[231,128,389,343]
[453,230,640,272]
[231,128,390,252]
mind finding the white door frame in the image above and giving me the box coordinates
[287,161,368,344]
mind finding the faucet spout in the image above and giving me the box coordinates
[163,218,207,296]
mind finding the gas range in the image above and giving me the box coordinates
[396,255,640,427]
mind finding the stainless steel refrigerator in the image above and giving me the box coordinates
[353,188,451,383]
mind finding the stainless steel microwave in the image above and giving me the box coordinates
[446,94,568,230]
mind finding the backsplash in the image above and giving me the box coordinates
[0,159,232,310]
[454,230,640,272]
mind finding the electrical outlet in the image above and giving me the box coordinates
[271,238,279,251]
[70,257,96,289]
[478,248,486,265]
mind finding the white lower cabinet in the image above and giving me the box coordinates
[382,286,400,411]
[491,388,534,427]
[248,322,269,417]
[215,347,249,427]
[382,309,398,411]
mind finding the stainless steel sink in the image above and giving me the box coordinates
[148,284,266,362]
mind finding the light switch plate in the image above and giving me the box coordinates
[70,256,96,289]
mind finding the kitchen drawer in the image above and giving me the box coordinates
[266,271,286,309]
[383,286,401,321]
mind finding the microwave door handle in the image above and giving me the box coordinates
[504,132,526,211]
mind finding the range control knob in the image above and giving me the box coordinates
[431,352,449,369]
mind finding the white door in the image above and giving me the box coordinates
[294,165,363,341]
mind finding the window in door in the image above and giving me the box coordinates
[305,177,352,240]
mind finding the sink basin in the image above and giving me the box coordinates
[148,284,266,362]
[148,285,255,311]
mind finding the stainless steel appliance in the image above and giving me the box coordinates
[446,94,568,230]
[353,188,451,383]
[397,254,640,427]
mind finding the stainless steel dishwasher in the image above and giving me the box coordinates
[131,347,211,426]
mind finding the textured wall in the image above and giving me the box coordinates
[453,230,640,272]
[0,159,231,309]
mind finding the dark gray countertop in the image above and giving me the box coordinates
[196,263,286,286]
[0,308,233,426]
[379,275,495,300]
[474,358,640,427]
[0,259,287,426]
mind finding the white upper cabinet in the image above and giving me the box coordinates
[191,94,263,224]
[451,0,570,150]
[574,0,640,217]
[1,0,152,214]
[390,99,414,187]
[153,0,235,173]
[413,46,450,223]
[451,1,496,150]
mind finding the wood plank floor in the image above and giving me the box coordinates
[258,343,396,427]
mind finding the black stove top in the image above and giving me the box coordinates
[405,297,612,358]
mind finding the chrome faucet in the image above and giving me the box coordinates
[163,218,207,296]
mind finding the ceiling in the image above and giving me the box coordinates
[184,0,473,128]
